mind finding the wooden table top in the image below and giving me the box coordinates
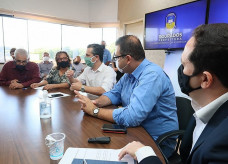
[0,86,165,164]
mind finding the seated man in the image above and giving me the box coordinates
[38,52,53,79]
[10,48,16,60]
[67,44,116,99]
[0,48,41,89]
[101,41,112,66]
[72,56,84,77]
[75,35,178,157]
[118,24,228,164]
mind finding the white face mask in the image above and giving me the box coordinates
[43,56,49,61]
[115,59,127,73]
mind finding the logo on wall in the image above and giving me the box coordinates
[166,13,176,30]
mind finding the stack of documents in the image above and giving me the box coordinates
[59,148,136,164]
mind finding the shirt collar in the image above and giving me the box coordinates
[194,92,228,124]
[131,59,149,80]
[91,63,105,73]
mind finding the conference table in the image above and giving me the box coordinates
[0,86,165,164]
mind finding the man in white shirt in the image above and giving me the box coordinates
[118,24,228,164]
[67,44,116,99]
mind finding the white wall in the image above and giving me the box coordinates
[89,0,118,23]
[0,0,118,23]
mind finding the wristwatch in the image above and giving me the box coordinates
[93,107,100,117]
[80,85,85,92]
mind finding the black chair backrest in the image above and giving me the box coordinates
[176,96,195,130]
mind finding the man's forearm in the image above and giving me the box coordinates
[84,86,106,96]
[97,108,115,123]
[95,95,112,107]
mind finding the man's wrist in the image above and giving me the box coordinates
[93,107,100,117]
[135,146,156,163]
[80,85,85,92]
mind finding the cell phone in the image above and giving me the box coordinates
[50,94,64,98]
[102,124,127,134]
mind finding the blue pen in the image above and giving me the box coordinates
[23,88,28,90]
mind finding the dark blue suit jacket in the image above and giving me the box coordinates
[139,100,228,164]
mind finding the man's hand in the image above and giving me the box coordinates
[10,79,19,84]
[30,83,40,89]
[118,141,145,160]
[43,84,55,90]
[9,82,24,90]
[65,70,74,79]
[74,90,96,116]
[70,81,82,91]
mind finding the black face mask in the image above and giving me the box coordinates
[74,61,79,65]
[58,61,69,68]
[177,65,201,96]
[16,65,25,71]
[101,45,105,49]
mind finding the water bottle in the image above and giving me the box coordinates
[40,90,52,119]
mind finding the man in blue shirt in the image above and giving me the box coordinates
[101,41,111,66]
[75,35,178,157]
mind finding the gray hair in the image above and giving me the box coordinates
[14,48,29,59]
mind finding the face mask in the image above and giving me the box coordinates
[58,61,69,68]
[177,65,201,95]
[101,45,105,49]
[74,61,79,65]
[115,59,128,73]
[43,56,49,61]
[16,65,25,71]
[84,56,96,67]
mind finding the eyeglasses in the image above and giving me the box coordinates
[15,60,27,65]
[113,54,127,62]
[57,57,68,62]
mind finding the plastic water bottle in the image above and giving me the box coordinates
[40,90,52,119]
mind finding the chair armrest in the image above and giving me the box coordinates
[156,130,185,145]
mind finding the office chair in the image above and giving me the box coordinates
[156,96,195,164]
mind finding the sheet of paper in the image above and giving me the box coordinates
[48,92,70,99]
[59,147,135,164]
[34,86,44,90]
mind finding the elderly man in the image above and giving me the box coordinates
[0,48,41,89]
[66,44,116,99]
[38,52,53,79]
[75,35,178,157]
[119,24,228,164]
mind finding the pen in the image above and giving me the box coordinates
[83,159,87,164]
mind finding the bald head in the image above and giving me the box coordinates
[115,35,145,61]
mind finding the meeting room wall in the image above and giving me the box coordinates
[118,0,196,68]
[0,0,118,25]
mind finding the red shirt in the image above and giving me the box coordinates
[0,61,41,87]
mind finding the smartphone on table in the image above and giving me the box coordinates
[102,124,127,134]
